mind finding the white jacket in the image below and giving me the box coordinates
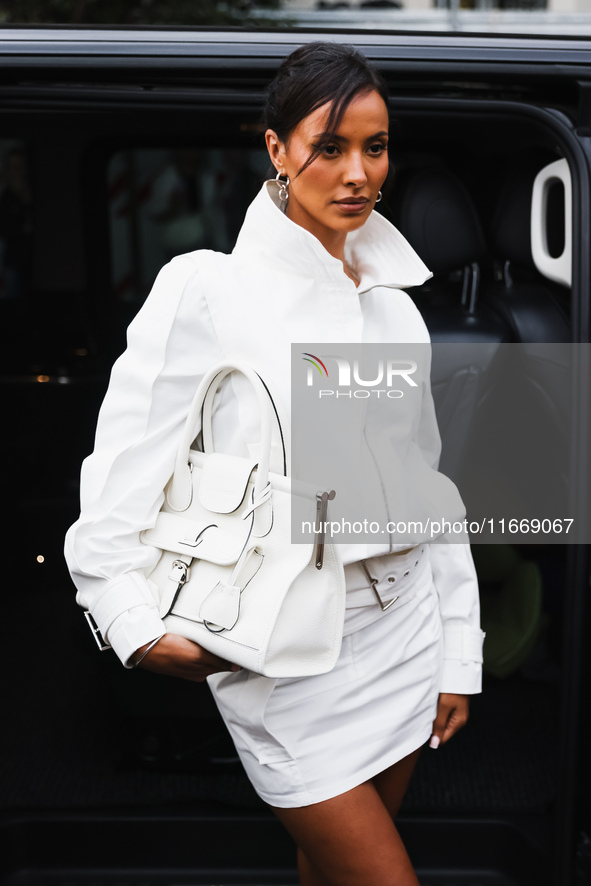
[65,180,485,693]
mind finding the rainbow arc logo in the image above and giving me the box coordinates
[302,352,329,377]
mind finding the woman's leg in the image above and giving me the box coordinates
[372,745,423,818]
[271,747,424,886]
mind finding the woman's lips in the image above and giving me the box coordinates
[333,197,370,213]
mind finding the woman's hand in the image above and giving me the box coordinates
[131,633,241,682]
[429,693,470,748]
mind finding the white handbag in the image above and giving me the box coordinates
[140,361,346,678]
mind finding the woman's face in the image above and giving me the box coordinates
[266,88,389,253]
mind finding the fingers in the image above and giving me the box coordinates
[200,649,234,669]
[429,693,470,749]
[196,645,240,675]
[136,633,241,683]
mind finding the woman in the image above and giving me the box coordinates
[65,42,485,886]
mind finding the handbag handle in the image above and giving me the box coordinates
[168,361,286,512]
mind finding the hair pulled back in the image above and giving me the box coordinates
[264,42,389,176]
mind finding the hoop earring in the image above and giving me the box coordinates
[275,170,290,203]
[375,191,383,204]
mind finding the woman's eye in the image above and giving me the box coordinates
[368,142,388,155]
[322,144,339,156]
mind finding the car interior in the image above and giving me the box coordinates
[1,58,588,884]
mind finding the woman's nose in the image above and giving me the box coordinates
[343,152,368,187]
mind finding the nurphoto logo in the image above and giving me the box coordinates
[302,352,418,398]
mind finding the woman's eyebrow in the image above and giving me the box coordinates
[313,130,389,142]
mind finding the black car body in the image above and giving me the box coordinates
[0,26,590,886]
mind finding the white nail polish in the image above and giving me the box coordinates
[429,735,440,749]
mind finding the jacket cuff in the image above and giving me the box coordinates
[84,571,165,666]
[107,604,167,668]
[439,625,486,694]
[87,571,158,640]
[439,659,482,694]
[442,625,485,663]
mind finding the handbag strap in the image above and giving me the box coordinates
[168,361,287,512]
[201,369,287,475]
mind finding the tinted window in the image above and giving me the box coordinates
[108,148,268,303]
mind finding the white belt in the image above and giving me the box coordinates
[358,545,428,611]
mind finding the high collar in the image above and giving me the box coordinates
[232,180,432,294]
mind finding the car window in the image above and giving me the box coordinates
[0,139,32,303]
[108,148,269,304]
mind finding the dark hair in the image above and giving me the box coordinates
[264,42,389,176]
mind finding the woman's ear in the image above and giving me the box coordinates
[265,129,287,175]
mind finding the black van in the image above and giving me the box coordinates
[0,26,590,886]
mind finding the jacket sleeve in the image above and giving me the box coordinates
[416,364,486,695]
[64,253,224,667]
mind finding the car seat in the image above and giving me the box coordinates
[471,543,546,680]
[389,165,510,480]
[390,164,511,343]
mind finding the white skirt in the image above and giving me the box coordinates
[207,544,444,808]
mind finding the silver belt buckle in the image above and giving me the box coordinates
[360,561,399,612]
